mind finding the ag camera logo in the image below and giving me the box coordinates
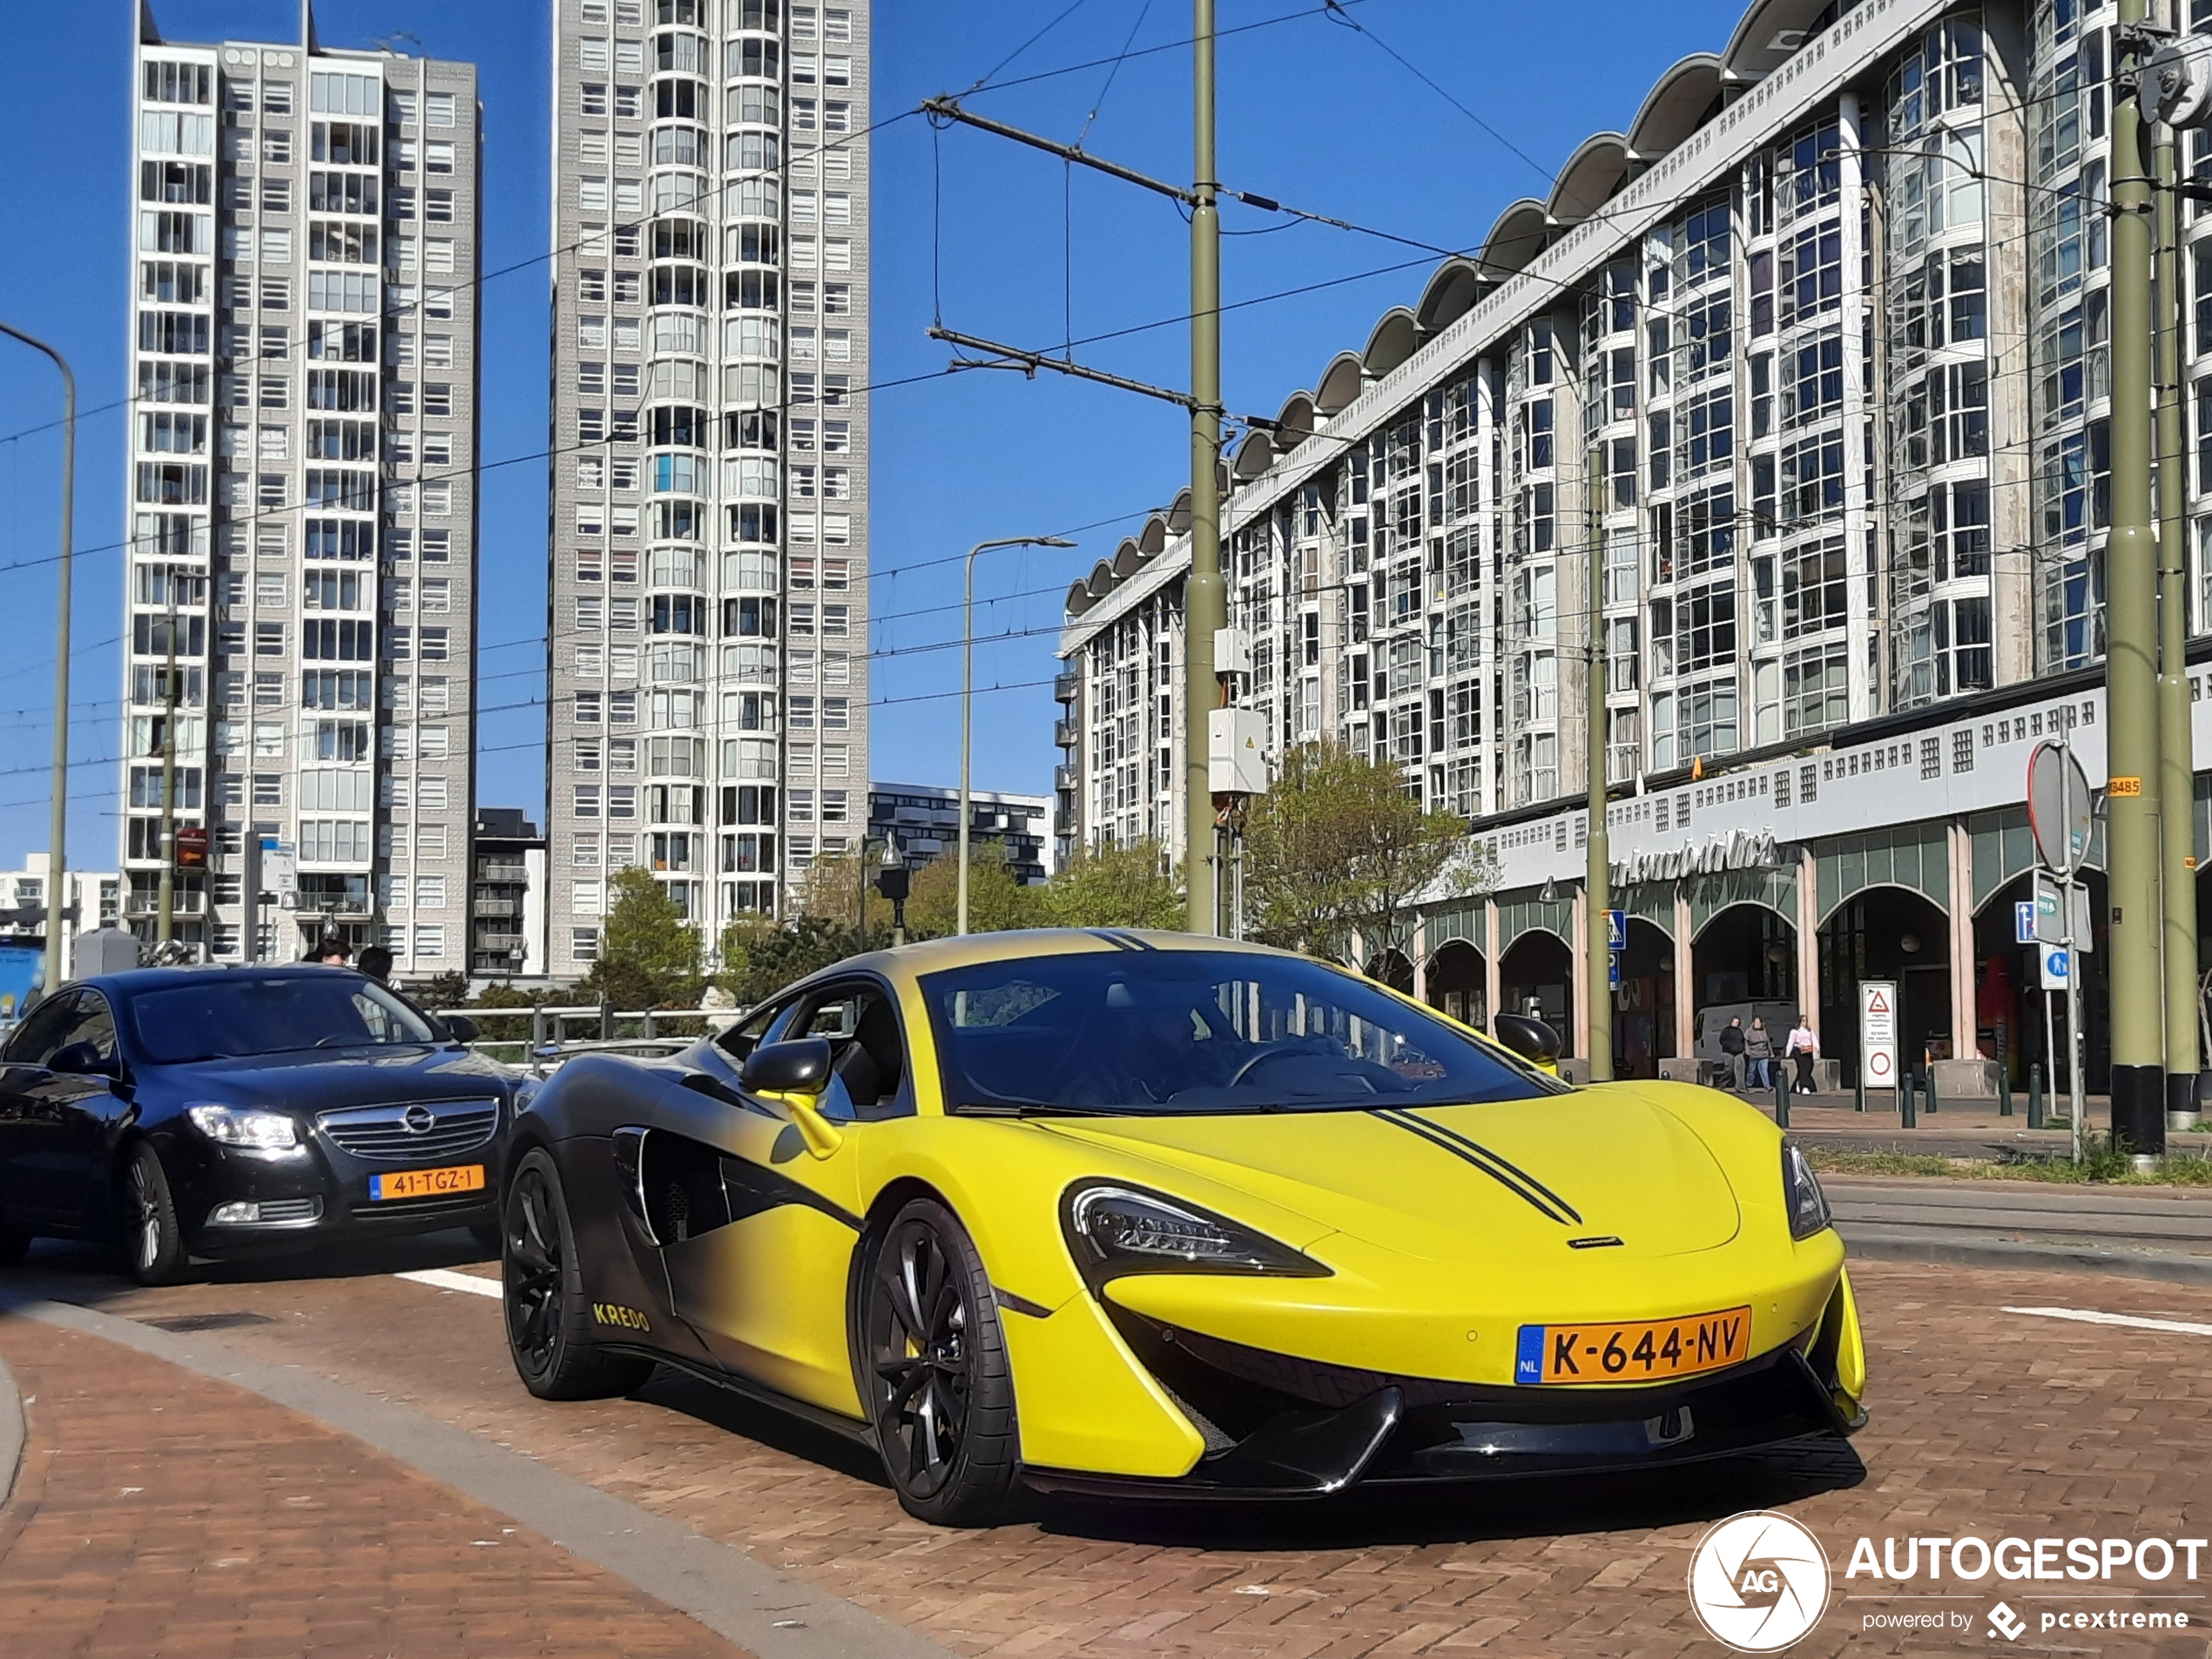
[1688,1510,1832,1652]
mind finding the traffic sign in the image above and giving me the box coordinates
[2014,900,2036,946]
[1859,981,1899,1087]
[2040,946,2071,992]
[2033,871,2094,950]
[1608,952,1622,988]
[2027,740,2093,875]
[1604,908,1627,953]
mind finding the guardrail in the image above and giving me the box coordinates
[426,1003,739,1078]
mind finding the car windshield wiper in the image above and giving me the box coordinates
[951,1101,1113,1118]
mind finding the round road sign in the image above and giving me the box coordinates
[2027,739,2093,876]
[1865,1049,1893,1082]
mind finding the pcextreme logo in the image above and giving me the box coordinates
[1687,1511,1832,1653]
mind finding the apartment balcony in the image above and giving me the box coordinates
[1053,718,1077,749]
[472,898,522,919]
[1054,764,1076,792]
[1053,671,1078,705]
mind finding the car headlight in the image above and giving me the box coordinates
[186,1103,300,1152]
[1062,1182,1329,1284]
[1782,1141,1831,1240]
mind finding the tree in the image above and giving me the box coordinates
[1038,839,1184,930]
[581,867,703,1008]
[410,968,472,1010]
[791,847,896,939]
[904,841,1038,938]
[1240,741,1493,967]
[716,913,855,1006]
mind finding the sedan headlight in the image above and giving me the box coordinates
[1062,1182,1329,1284]
[1782,1141,1831,1240]
[186,1103,301,1152]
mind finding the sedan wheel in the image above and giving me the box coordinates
[502,1147,653,1401]
[125,1143,187,1286]
[860,1197,1018,1526]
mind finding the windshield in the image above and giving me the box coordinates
[130,974,442,1064]
[922,949,1556,1116]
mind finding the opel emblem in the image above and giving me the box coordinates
[402,1105,438,1136]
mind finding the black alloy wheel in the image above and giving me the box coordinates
[860,1197,1018,1526]
[502,1147,653,1401]
[125,1142,187,1286]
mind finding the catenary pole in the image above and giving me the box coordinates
[1184,0,1224,934]
[2106,0,2168,1157]
[1586,447,1612,1082]
[2154,101,2202,1131]
[0,321,77,999]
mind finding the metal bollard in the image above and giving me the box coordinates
[1925,1068,1939,1115]
[1855,1070,1867,1114]
[530,1004,546,1051]
[2028,1062,2045,1130]
[599,997,614,1041]
[1999,1066,2013,1118]
[1901,1074,1918,1129]
[1773,1070,1791,1129]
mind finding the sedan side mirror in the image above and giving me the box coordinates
[48,1041,114,1078]
[739,1038,843,1157]
[1492,1014,1562,1072]
[443,1014,480,1044]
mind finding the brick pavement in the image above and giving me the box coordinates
[22,1251,2212,1658]
[0,1314,749,1658]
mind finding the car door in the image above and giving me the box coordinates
[652,977,906,1418]
[2,992,128,1232]
[0,993,81,1220]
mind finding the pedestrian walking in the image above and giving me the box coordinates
[1718,1016,1747,1090]
[356,944,393,984]
[310,935,351,966]
[1786,1015,1819,1093]
[1745,1017,1775,1090]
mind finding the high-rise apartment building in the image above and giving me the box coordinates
[1057,0,2208,1089]
[546,0,872,974]
[124,5,482,971]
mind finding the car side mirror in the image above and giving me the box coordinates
[48,1041,113,1078]
[739,1038,843,1157]
[1492,1014,1561,1072]
[443,1014,480,1044]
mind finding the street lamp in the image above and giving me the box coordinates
[0,321,77,1000]
[960,535,1078,934]
[873,839,911,948]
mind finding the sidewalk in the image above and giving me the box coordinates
[1733,1088,2212,1158]
[0,1313,746,1658]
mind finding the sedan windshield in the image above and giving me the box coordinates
[922,949,1557,1116]
[130,974,442,1064]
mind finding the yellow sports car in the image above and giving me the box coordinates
[499,929,1865,1525]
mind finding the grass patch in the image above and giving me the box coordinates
[1807,1141,2212,1186]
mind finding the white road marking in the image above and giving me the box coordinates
[2003,1305,2212,1338]
[396,1267,502,1300]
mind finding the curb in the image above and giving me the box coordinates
[1844,1230,2212,1285]
[0,1357,18,1512]
[0,1293,957,1659]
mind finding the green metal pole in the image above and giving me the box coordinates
[1586,448,1612,1082]
[2107,2,2169,1156]
[2155,111,2202,1137]
[1183,0,1224,934]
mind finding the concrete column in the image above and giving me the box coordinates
[1949,823,1978,1055]
[1797,846,1820,1029]
[1484,897,1502,1035]
[1673,884,1696,1058]
[1570,886,1589,1062]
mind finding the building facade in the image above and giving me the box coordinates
[469,807,547,979]
[867,783,1051,887]
[545,0,873,976]
[1058,0,2212,1089]
[123,5,482,973]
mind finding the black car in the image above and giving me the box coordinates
[0,964,514,1283]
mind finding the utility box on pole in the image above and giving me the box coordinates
[1207,708,1270,797]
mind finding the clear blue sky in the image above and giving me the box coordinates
[0,0,1743,870]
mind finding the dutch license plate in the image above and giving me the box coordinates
[369,1163,485,1203]
[1514,1305,1751,1385]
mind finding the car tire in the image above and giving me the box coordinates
[0,1223,30,1268]
[123,1142,188,1287]
[502,1147,654,1401]
[859,1196,1020,1527]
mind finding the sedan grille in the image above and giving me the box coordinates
[316,1098,500,1162]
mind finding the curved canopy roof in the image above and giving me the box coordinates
[1477,199,1552,277]
[1274,390,1317,447]
[1416,259,1487,334]
[1314,350,1366,414]
[1232,428,1275,479]
[1723,0,1835,82]
[1362,307,1420,377]
[1547,134,1631,223]
[1627,54,1726,156]
[1136,514,1167,556]
[1064,579,1096,617]
[1110,538,1143,577]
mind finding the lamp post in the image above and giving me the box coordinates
[873,839,910,948]
[0,322,77,999]
[960,535,1077,934]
